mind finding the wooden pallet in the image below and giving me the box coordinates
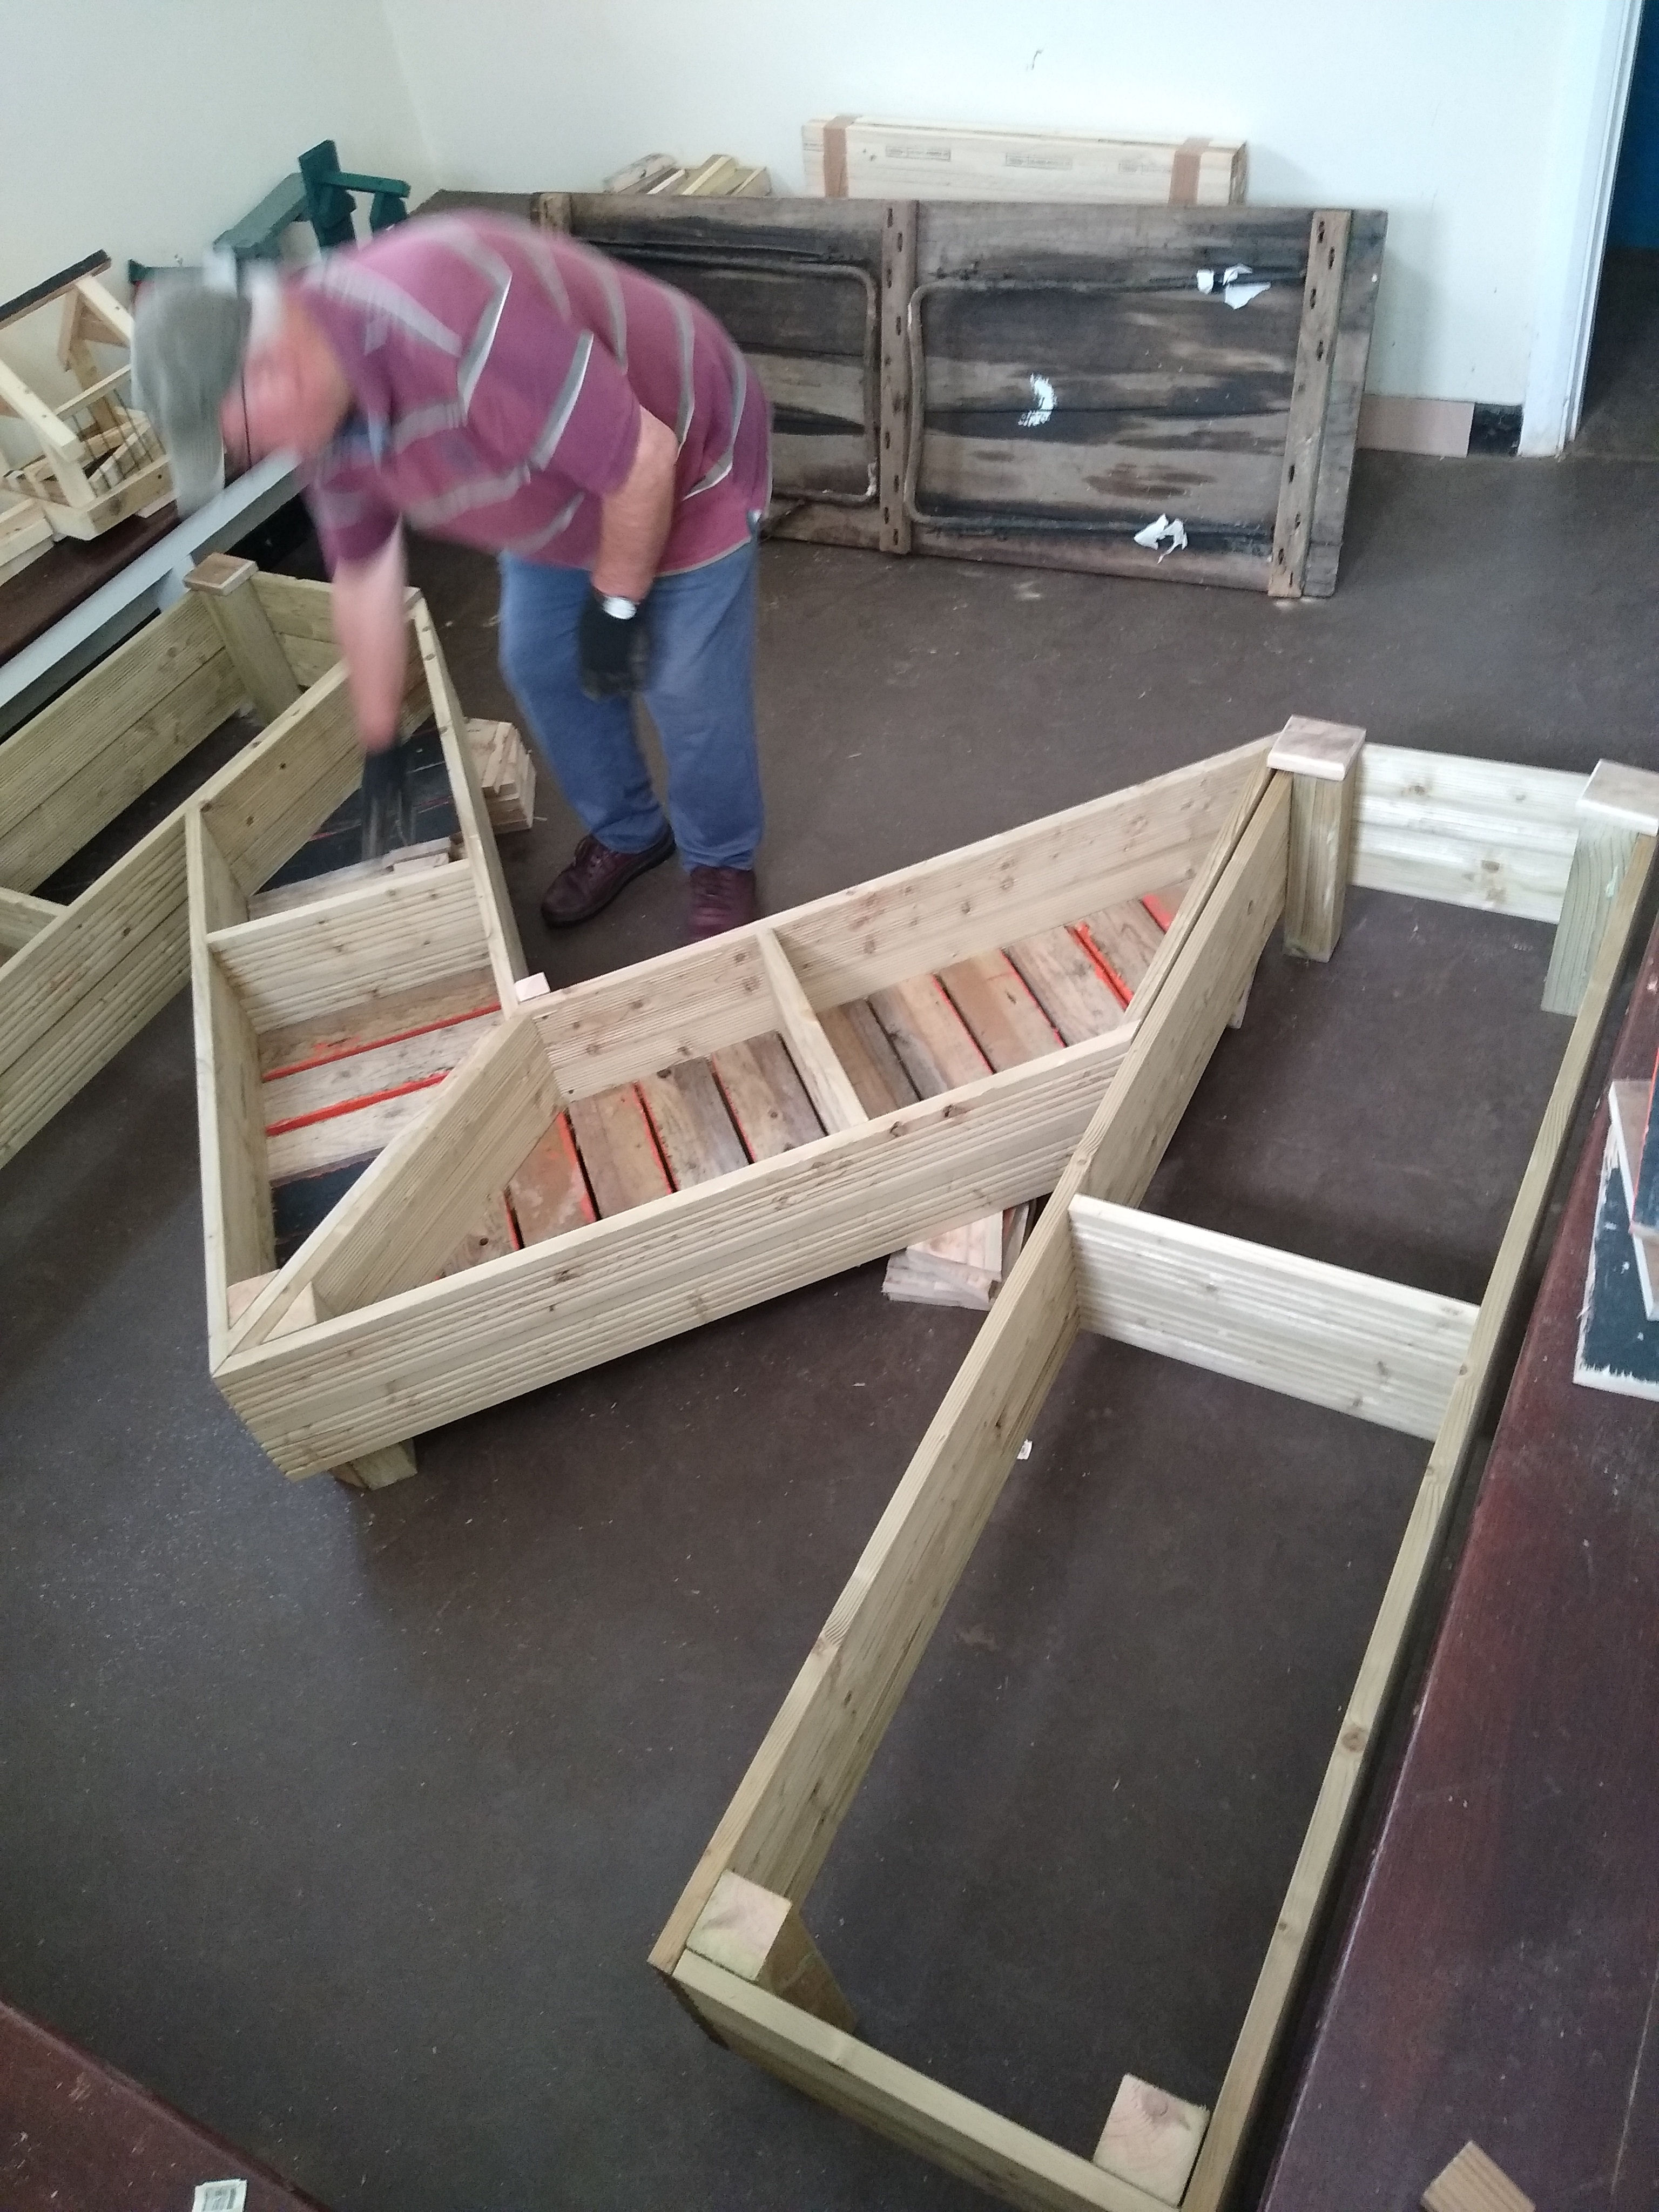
[536,195,1384,595]
[649,737,1659,2212]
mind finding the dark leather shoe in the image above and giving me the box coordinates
[541,827,674,927]
[685,865,759,941]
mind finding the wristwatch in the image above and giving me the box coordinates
[600,594,638,619]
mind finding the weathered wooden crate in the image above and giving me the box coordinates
[541,194,1384,596]
[648,735,1659,2212]
[0,560,353,1166]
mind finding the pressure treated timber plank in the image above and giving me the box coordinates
[0,648,244,895]
[869,973,991,1096]
[938,949,1063,1070]
[1004,928,1127,1047]
[1069,1198,1478,1438]
[0,819,186,1083]
[1095,2076,1210,2206]
[212,1018,1141,1476]
[1302,211,1388,599]
[262,1010,501,1181]
[188,812,272,1371]
[1184,835,1657,2212]
[249,570,336,645]
[197,663,363,898]
[1273,716,1366,961]
[818,1000,918,1115]
[245,1015,560,1338]
[1541,820,1638,1016]
[1350,746,1586,921]
[0,594,225,889]
[258,969,500,1079]
[208,864,490,1033]
[0,887,64,952]
[441,1191,518,1277]
[651,773,1289,1971]
[711,1034,823,1158]
[507,1112,596,1244]
[524,743,1263,1102]
[0,900,187,1168]
[413,596,527,1004]
[568,1086,673,1217]
[638,1060,749,1186]
[247,838,457,919]
[185,554,303,724]
[758,928,867,1132]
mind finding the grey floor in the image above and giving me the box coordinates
[3,439,1657,2211]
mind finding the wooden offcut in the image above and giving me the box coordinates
[1094,2075,1210,2206]
[1421,2141,1535,2212]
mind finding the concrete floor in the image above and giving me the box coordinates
[3,448,1657,2212]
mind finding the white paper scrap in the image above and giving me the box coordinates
[192,2186,247,2212]
[1195,269,1215,294]
[1132,514,1189,558]
[1224,280,1271,309]
[1019,372,1056,428]
[1018,1440,1033,1460]
[1223,263,1250,284]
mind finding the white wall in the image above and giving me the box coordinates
[0,0,431,451]
[380,0,1626,418]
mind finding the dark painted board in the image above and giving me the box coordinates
[1303,210,1388,598]
[916,201,1321,285]
[1573,1135,1659,1397]
[569,193,888,258]
[0,1996,330,2212]
[1260,914,1659,2212]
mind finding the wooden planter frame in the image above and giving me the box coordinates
[649,739,1659,2212]
[196,729,1269,1481]
[0,559,354,1168]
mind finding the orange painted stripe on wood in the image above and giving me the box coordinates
[265,1069,447,1138]
[263,1001,499,1083]
[1141,892,1178,931]
[1069,922,1132,1007]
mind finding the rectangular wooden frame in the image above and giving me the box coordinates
[0,567,358,1168]
[651,750,1658,2212]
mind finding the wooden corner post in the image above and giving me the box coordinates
[1541,760,1659,1015]
[686,1871,855,2032]
[1269,715,1366,960]
[185,554,302,725]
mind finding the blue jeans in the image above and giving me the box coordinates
[497,536,763,872]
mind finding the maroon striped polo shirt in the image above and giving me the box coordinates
[295,213,770,575]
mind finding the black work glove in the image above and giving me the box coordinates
[577,587,650,700]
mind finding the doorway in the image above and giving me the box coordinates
[1576,0,1659,451]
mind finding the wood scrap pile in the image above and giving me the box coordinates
[463,717,536,835]
[601,153,771,199]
